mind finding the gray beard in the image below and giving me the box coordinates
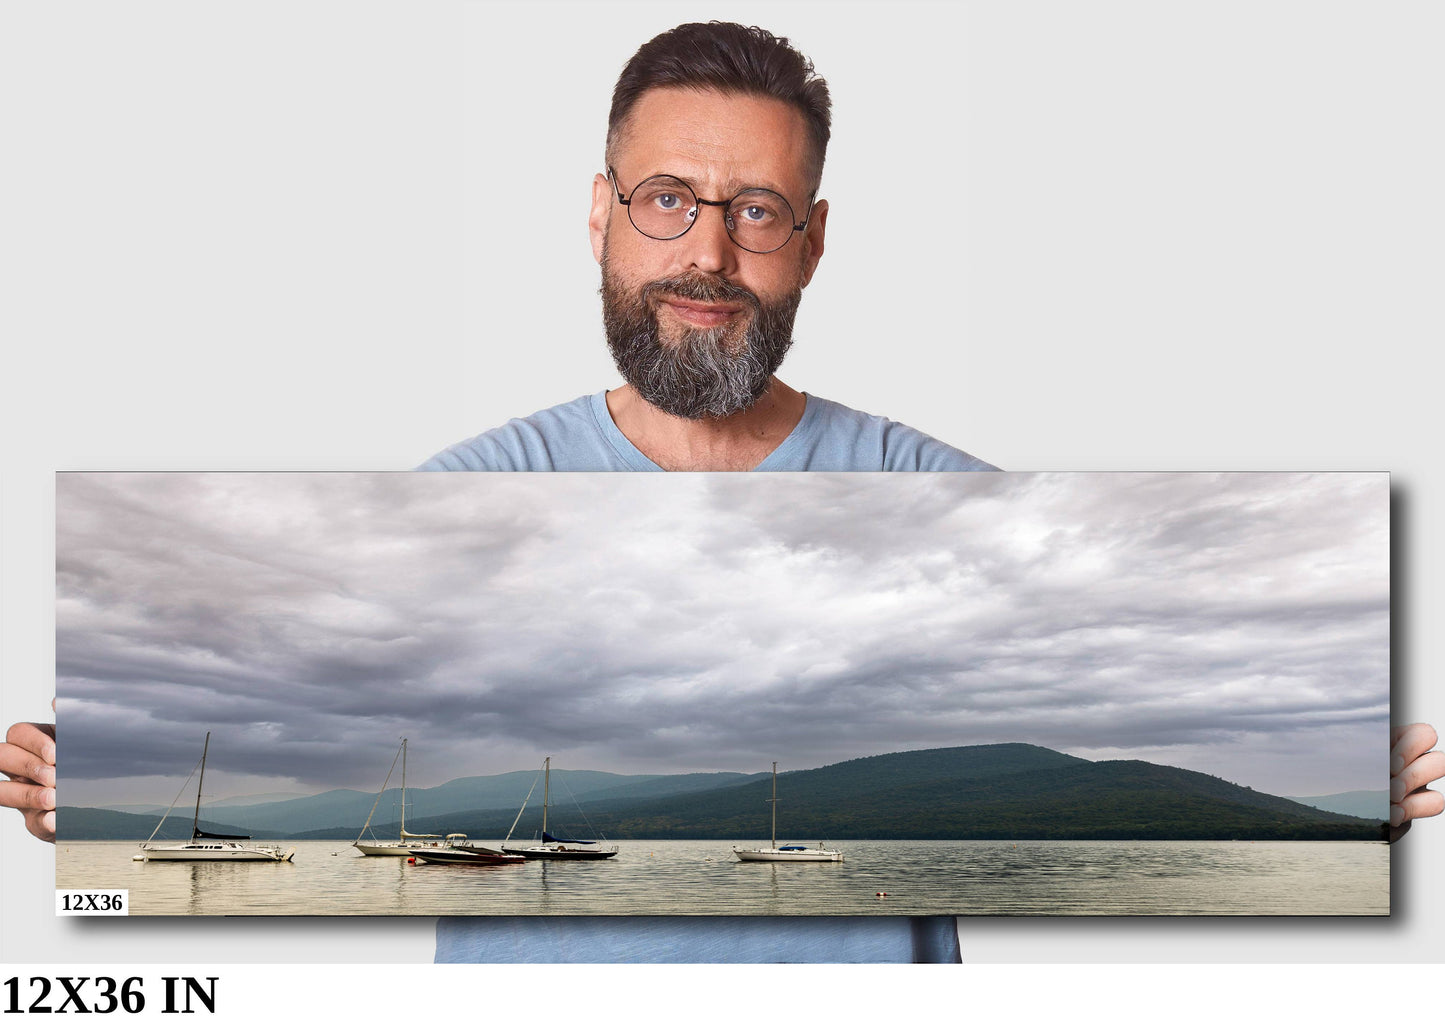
[601,255,802,420]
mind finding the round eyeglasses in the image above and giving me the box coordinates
[608,167,814,255]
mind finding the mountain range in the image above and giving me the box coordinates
[1284,790,1389,820]
[58,743,1386,842]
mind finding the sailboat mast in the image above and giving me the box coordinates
[769,761,777,849]
[400,737,407,834]
[192,731,211,839]
[542,757,550,837]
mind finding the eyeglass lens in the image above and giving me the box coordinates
[626,175,797,254]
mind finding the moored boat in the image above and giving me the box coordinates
[732,841,844,863]
[410,843,525,866]
[501,757,619,860]
[353,738,450,856]
[141,840,295,862]
[137,732,296,863]
[732,762,843,863]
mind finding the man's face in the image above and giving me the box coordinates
[589,87,829,419]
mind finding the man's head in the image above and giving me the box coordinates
[589,23,832,420]
[605,22,832,187]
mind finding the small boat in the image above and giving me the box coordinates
[501,757,619,860]
[732,762,843,862]
[353,738,452,857]
[410,842,525,866]
[138,732,296,863]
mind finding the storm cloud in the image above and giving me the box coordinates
[55,472,1389,805]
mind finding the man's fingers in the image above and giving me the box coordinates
[1,720,58,844]
[4,722,56,765]
[0,778,57,814]
[1393,788,1445,825]
[1390,723,1438,776]
[0,743,56,788]
[1390,750,1445,803]
[24,808,56,844]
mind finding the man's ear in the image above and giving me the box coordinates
[799,198,828,288]
[589,173,612,264]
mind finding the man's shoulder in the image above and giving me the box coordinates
[762,394,998,472]
[418,393,637,472]
[419,390,996,473]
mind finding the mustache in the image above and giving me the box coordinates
[641,274,763,312]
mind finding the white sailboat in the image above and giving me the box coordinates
[732,762,843,862]
[138,732,296,862]
[353,738,451,857]
[501,757,619,860]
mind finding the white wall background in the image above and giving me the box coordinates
[2,0,1441,999]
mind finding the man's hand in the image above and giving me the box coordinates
[1,718,56,844]
[1390,723,1444,841]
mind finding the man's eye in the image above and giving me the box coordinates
[731,199,780,224]
[654,193,682,210]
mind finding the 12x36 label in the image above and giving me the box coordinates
[55,889,128,915]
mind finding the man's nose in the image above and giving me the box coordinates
[675,202,737,276]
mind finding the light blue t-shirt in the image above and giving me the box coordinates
[420,391,996,472]
[425,391,994,962]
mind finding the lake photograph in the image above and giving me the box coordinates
[54,471,1391,916]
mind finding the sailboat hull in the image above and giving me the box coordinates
[732,846,843,862]
[353,842,411,857]
[502,844,619,860]
[140,842,295,862]
[354,839,452,857]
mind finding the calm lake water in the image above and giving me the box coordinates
[56,839,1389,917]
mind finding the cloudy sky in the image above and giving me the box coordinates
[56,472,1389,807]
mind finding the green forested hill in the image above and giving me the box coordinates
[342,743,1380,841]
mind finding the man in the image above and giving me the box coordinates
[422,22,991,476]
[5,20,1444,963]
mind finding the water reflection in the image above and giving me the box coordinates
[60,839,1389,917]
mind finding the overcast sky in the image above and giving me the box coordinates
[56,472,1389,806]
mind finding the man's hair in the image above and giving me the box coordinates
[606,22,832,184]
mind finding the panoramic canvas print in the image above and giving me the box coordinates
[55,472,1390,916]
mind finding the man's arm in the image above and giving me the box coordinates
[1,716,55,843]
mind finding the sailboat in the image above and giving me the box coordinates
[501,757,619,860]
[137,732,296,862]
[353,738,452,856]
[732,762,843,862]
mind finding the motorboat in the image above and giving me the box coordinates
[410,842,525,866]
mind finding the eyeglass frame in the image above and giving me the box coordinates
[606,166,817,255]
